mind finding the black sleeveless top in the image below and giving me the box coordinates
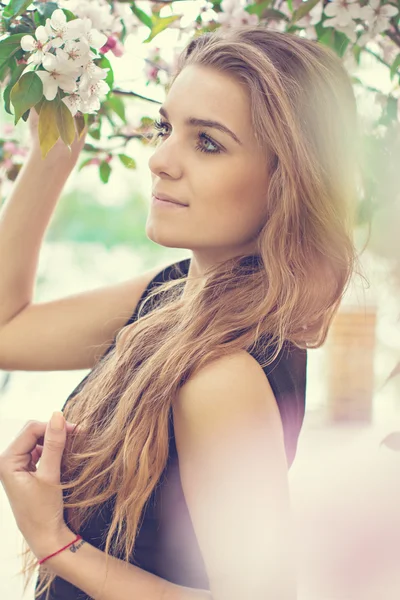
[36,257,307,599]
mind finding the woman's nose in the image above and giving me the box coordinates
[148,134,182,177]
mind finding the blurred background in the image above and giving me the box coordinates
[1,1,400,599]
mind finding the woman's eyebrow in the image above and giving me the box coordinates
[159,106,243,146]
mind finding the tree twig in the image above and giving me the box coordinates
[386,29,400,49]
[111,89,162,104]
[362,47,391,69]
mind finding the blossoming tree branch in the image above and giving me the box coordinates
[0,0,399,186]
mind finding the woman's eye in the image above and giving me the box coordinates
[152,119,221,155]
[197,135,220,154]
[152,119,169,136]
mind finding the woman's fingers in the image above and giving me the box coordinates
[1,420,76,458]
[2,421,47,457]
[31,444,43,466]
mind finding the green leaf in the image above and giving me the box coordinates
[390,54,400,81]
[0,33,26,79]
[104,94,126,122]
[130,2,153,29]
[35,1,58,19]
[118,154,136,169]
[246,1,273,18]
[79,157,96,171]
[144,14,181,43]
[85,113,96,127]
[88,124,101,140]
[7,21,33,35]
[98,55,114,89]
[62,9,78,22]
[386,96,398,123]
[318,27,335,49]
[140,116,154,127]
[55,98,76,147]
[291,0,320,23]
[82,142,99,152]
[119,16,128,44]
[74,113,86,138]
[34,96,45,114]
[352,44,362,66]
[330,29,349,57]
[34,10,43,27]
[3,0,33,19]
[10,71,43,124]
[38,98,60,158]
[350,75,363,86]
[3,58,25,114]
[99,161,111,183]
[0,61,11,84]
[104,110,116,128]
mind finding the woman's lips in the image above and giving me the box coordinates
[152,195,188,208]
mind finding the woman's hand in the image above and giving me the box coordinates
[28,107,88,165]
[0,413,77,559]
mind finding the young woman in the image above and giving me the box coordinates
[0,24,363,600]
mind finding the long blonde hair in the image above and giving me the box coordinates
[23,25,366,599]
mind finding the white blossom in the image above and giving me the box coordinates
[37,53,79,101]
[360,0,398,34]
[356,22,380,46]
[112,1,140,35]
[20,25,52,65]
[19,2,130,118]
[78,58,109,113]
[59,0,114,34]
[143,46,170,83]
[377,36,398,63]
[78,76,109,113]
[79,17,108,50]
[44,9,83,48]
[322,0,362,42]
[196,1,216,25]
[217,0,259,27]
[62,92,83,116]
[59,0,139,38]
[323,0,361,28]
[221,0,243,13]
[57,39,92,67]
[79,60,109,89]
[357,0,398,47]
[229,7,259,27]
[296,1,324,39]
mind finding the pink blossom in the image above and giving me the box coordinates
[100,35,116,54]
[99,35,124,57]
[3,141,17,153]
[111,40,124,57]
[3,158,13,170]
[106,36,117,50]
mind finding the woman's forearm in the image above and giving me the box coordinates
[0,149,76,326]
[36,526,213,600]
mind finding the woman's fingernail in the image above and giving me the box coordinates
[50,411,65,431]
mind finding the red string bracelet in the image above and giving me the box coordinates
[38,534,82,565]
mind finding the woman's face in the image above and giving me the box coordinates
[147,64,270,272]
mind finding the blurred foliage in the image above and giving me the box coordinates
[46,188,150,249]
